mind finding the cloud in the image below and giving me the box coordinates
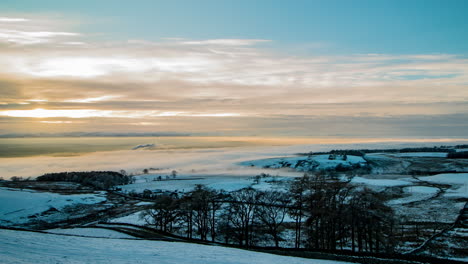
[0,17,29,22]
[0,15,467,136]
[0,29,80,45]
[39,120,76,124]
[180,39,271,46]
[0,15,81,45]
[0,108,242,119]
[4,45,467,104]
[64,95,121,103]
[3,138,468,179]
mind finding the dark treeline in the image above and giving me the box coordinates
[306,146,458,157]
[36,171,133,190]
[292,175,396,253]
[139,174,397,253]
[447,151,468,159]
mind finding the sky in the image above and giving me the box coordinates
[0,0,467,137]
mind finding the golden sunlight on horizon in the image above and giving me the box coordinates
[0,10,466,138]
[0,108,242,119]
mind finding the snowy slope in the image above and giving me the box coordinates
[387,186,439,205]
[46,227,136,239]
[239,154,366,171]
[109,211,149,225]
[351,176,412,187]
[0,229,353,264]
[0,187,106,226]
[390,152,448,158]
[119,174,290,194]
[455,148,468,152]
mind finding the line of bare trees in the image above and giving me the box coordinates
[141,173,397,253]
[292,174,397,253]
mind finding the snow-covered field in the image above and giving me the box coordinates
[0,187,106,226]
[420,173,468,198]
[387,186,439,205]
[109,211,148,225]
[46,227,137,239]
[120,174,289,193]
[390,152,449,158]
[351,176,413,187]
[118,170,467,227]
[311,154,367,168]
[384,174,467,223]
[0,146,467,262]
[0,229,353,264]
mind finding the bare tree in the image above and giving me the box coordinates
[177,185,224,241]
[348,187,396,253]
[143,195,179,232]
[257,190,290,247]
[224,188,259,247]
[289,174,309,248]
[190,185,213,241]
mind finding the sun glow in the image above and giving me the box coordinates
[64,95,120,103]
[0,108,112,118]
[0,108,242,119]
[39,120,76,124]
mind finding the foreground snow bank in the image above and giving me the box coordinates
[0,229,353,264]
[46,227,136,239]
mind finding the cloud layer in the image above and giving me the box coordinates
[0,15,467,137]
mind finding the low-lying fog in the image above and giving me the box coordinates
[1,139,467,179]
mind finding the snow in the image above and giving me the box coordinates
[0,229,353,264]
[408,186,440,193]
[387,186,439,205]
[251,177,289,191]
[238,156,309,171]
[320,154,365,166]
[420,173,468,198]
[109,211,149,226]
[450,228,468,238]
[391,152,448,158]
[0,187,106,226]
[120,175,287,193]
[135,201,153,206]
[46,227,136,239]
[422,173,468,185]
[239,154,366,172]
[351,176,412,187]
[311,154,366,169]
